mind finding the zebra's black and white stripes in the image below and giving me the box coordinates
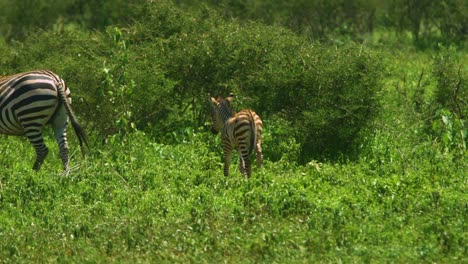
[0,70,88,173]
[209,93,263,178]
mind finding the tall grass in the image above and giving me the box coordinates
[0,1,466,262]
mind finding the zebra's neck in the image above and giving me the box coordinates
[219,103,234,125]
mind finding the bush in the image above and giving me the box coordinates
[132,2,384,161]
[0,0,147,41]
[430,46,467,155]
[284,44,384,161]
[0,1,384,162]
[384,0,467,47]
[432,46,467,119]
[178,0,377,42]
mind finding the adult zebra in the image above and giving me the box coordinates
[0,70,88,174]
[208,93,263,178]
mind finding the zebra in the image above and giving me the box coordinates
[208,93,263,178]
[0,70,88,174]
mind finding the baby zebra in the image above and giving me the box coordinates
[0,70,88,174]
[208,93,263,178]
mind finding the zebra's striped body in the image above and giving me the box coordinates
[0,70,88,173]
[209,93,263,178]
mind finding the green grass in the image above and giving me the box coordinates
[0,25,466,263]
[0,125,466,262]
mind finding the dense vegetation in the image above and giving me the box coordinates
[0,0,466,262]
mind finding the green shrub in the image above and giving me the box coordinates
[431,109,466,156]
[279,44,384,161]
[178,0,377,42]
[130,2,384,161]
[261,116,301,164]
[0,1,384,162]
[429,47,467,156]
[384,0,467,47]
[0,0,147,41]
[432,46,467,119]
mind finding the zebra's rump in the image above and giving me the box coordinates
[0,71,62,135]
[224,109,262,154]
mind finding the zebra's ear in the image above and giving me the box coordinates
[226,93,234,103]
[208,94,217,105]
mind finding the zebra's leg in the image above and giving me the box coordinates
[238,145,251,178]
[238,156,252,178]
[244,155,252,178]
[223,147,233,177]
[50,105,70,174]
[25,131,48,171]
[238,156,245,176]
[256,140,263,168]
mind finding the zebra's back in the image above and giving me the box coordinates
[0,70,67,136]
[223,109,261,153]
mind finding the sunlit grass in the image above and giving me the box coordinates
[0,124,465,262]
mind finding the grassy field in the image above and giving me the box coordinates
[0,134,465,262]
[0,0,467,262]
[0,49,466,263]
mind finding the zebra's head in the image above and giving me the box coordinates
[208,93,235,134]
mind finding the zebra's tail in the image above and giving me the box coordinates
[248,111,256,156]
[56,79,89,156]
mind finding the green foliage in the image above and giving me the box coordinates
[0,131,465,262]
[3,1,383,160]
[432,46,467,119]
[293,45,383,160]
[1,0,466,49]
[0,1,466,262]
[0,0,147,41]
[123,2,384,160]
[432,109,467,155]
[385,0,467,47]
[179,0,377,42]
[428,46,467,155]
[261,116,301,164]
[102,28,136,135]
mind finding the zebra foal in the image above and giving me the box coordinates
[208,93,263,178]
[0,70,88,174]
